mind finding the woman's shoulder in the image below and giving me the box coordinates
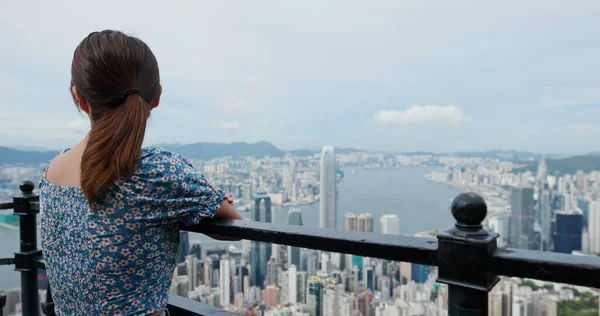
[139,146,195,170]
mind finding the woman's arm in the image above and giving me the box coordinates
[203,199,243,240]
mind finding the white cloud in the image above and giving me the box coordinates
[371,105,469,125]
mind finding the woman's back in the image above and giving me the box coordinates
[42,147,227,315]
[41,30,241,315]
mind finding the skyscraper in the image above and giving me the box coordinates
[220,256,231,306]
[203,257,213,286]
[323,284,344,316]
[186,255,198,292]
[380,214,400,235]
[508,186,536,250]
[288,264,297,304]
[308,276,325,316]
[344,213,373,233]
[242,180,253,201]
[297,271,308,304]
[190,241,202,260]
[287,208,303,269]
[364,265,374,291]
[553,210,583,254]
[589,200,600,255]
[283,162,295,192]
[266,257,279,286]
[411,264,431,283]
[539,185,552,251]
[356,291,373,316]
[320,145,337,229]
[178,231,190,264]
[250,192,272,287]
[344,213,357,231]
[357,213,374,233]
[263,284,280,307]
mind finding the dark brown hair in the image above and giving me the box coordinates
[71,30,160,203]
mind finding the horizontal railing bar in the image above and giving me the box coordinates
[0,202,14,210]
[491,248,600,288]
[167,295,237,316]
[185,220,439,266]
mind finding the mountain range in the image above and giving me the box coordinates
[1,142,599,175]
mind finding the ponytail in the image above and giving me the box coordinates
[81,94,150,203]
[71,30,160,203]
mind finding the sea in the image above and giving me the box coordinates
[0,167,463,290]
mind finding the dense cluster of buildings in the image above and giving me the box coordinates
[0,148,599,315]
[428,158,600,256]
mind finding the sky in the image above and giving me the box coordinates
[1,1,599,154]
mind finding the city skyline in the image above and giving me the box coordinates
[2,1,600,154]
[1,143,599,314]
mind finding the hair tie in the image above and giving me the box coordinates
[122,89,142,103]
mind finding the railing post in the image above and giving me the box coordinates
[437,192,499,315]
[13,181,41,316]
[1,291,6,316]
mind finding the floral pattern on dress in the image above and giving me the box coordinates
[40,147,225,315]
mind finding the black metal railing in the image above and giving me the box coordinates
[1,180,599,315]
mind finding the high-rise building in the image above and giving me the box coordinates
[539,186,553,251]
[344,213,357,231]
[508,186,536,250]
[589,200,600,255]
[364,266,374,291]
[399,262,412,285]
[358,213,374,233]
[297,271,308,304]
[266,257,279,286]
[174,275,189,297]
[553,210,583,254]
[178,231,190,264]
[357,291,373,316]
[320,145,337,229]
[287,208,303,269]
[323,284,344,316]
[304,249,319,278]
[283,162,295,192]
[263,284,280,307]
[308,276,325,316]
[350,265,360,294]
[220,257,231,307]
[186,255,199,292]
[203,257,213,286]
[340,292,355,316]
[488,213,510,248]
[352,255,363,281]
[321,252,330,274]
[279,270,290,304]
[380,214,400,235]
[411,264,431,283]
[345,213,374,233]
[243,275,250,300]
[242,180,253,201]
[190,241,202,260]
[250,192,272,288]
[288,265,297,304]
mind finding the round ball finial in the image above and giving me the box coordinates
[451,192,487,228]
[20,180,35,194]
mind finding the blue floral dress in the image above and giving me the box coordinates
[40,147,225,315]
